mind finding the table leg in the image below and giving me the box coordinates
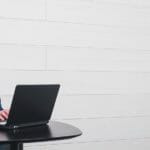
[9,143,23,150]
[0,143,23,150]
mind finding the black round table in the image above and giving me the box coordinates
[0,121,82,150]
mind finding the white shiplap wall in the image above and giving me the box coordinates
[0,0,150,149]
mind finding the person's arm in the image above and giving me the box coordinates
[0,98,9,121]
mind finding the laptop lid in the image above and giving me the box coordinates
[6,84,60,127]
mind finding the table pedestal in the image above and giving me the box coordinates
[0,143,23,150]
[10,143,23,150]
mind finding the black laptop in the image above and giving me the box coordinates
[0,84,60,129]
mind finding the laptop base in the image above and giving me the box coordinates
[0,121,48,130]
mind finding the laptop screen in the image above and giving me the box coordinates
[7,84,60,126]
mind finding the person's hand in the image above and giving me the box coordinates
[0,109,9,121]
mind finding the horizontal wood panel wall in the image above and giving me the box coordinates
[0,0,150,150]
